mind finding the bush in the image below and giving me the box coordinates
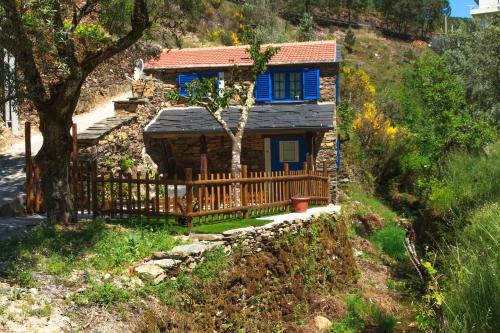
[297,12,315,41]
[344,28,356,53]
[442,203,500,333]
[370,222,407,261]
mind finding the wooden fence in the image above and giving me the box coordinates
[24,123,331,225]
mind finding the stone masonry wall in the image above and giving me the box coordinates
[145,133,265,177]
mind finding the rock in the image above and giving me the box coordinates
[153,273,166,284]
[152,251,169,259]
[0,194,26,217]
[135,264,164,280]
[313,315,332,332]
[188,233,224,241]
[146,259,181,269]
[222,227,255,237]
[167,243,210,259]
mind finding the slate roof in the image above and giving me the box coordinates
[145,40,341,70]
[144,103,335,135]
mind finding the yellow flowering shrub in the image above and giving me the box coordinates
[344,66,398,146]
[231,32,241,45]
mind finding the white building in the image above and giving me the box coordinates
[471,0,500,16]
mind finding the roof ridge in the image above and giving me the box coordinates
[157,40,337,53]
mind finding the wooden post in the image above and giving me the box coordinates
[185,168,193,228]
[306,132,314,171]
[303,162,310,197]
[284,163,289,202]
[91,159,98,218]
[25,122,33,214]
[242,165,248,219]
[200,135,208,178]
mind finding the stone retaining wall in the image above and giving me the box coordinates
[134,211,333,283]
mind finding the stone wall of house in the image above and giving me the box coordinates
[144,63,338,105]
[145,133,265,177]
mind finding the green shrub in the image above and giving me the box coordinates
[344,28,356,53]
[297,12,315,41]
[443,203,500,333]
[370,222,407,261]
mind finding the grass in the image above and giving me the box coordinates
[428,140,500,224]
[442,203,500,333]
[348,190,398,224]
[71,282,133,307]
[190,217,273,234]
[331,295,397,333]
[0,218,181,284]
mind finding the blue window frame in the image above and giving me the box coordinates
[255,68,320,102]
[178,72,218,97]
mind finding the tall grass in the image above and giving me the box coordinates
[442,203,500,333]
[428,141,500,223]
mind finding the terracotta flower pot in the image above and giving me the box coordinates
[292,197,310,213]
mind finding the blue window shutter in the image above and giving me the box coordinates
[302,68,320,100]
[255,72,272,101]
[178,73,198,96]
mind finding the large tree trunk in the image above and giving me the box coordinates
[36,107,75,224]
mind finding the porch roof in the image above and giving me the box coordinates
[144,103,335,136]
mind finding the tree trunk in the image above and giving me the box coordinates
[231,137,242,178]
[36,108,75,224]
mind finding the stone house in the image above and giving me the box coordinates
[118,41,341,200]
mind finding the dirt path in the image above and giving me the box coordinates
[0,90,131,218]
[3,90,131,156]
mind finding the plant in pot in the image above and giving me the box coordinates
[291,191,310,213]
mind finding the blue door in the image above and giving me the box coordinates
[271,136,306,171]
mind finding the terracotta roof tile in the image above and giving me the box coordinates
[145,40,340,70]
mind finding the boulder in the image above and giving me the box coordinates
[135,264,164,281]
[188,233,224,241]
[222,226,255,237]
[167,243,210,259]
[313,315,332,332]
[146,259,181,269]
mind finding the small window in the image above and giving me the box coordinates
[289,72,302,100]
[279,141,299,163]
[273,72,286,100]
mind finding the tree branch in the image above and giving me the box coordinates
[80,0,151,74]
[0,0,49,109]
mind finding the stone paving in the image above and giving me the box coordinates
[0,215,45,243]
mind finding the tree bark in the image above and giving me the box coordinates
[231,137,242,178]
[36,108,75,224]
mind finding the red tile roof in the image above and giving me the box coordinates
[145,40,340,70]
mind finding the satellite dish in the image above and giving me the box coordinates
[133,59,144,81]
[125,59,144,81]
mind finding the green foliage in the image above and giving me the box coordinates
[73,282,132,307]
[428,141,500,222]
[99,0,134,34]
[63,22,111,43]
[375,0,449,37]
[297,12,316,42]
[439,14,500,122]
[120,155,134,171]
[442,203,500,333]
[370,222,407,261]
[344,28,356,53]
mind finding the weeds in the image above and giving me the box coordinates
[71,282,132,307]
[331,295,397,333]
